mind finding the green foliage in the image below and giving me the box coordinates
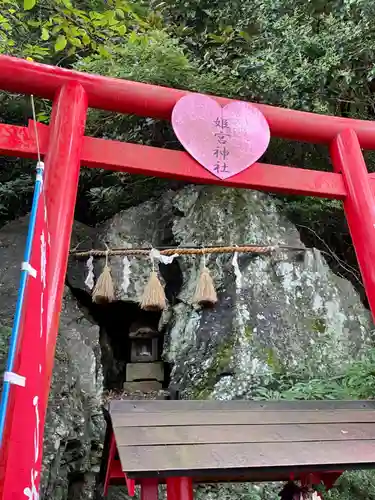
[248,349,375,402]
[0,0,155,61]
[162,0,375,114]
[244,350,375,498]
[77,29,223,90]
[327,471,375,500]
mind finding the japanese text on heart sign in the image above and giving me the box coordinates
[213,115,231,175]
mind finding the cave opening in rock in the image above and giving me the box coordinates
[68,286,174,393]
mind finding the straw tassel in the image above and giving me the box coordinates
[92,251,115,304]
[140,257,167,311]
[193,253,217,308]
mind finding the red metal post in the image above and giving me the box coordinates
[167,477,193,500]
[331,129,375,318]
[43,82,88,389]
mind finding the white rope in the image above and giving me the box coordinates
[30,95,41,165]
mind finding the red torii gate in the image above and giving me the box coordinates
[0,55,374,499]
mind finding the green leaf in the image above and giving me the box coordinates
[41,27,49,41]
[128,31,138,43]
[116,9,125,19]
[117,24,126,36]
[69,37,82,48]
[207,33,225,43]
[52,26,62,35]
[69,27,80,37]
[36,113,49,123]
[81,33,90,46]
[238,30,251,41]
[24,0,36,10]
[54,34,67,52]
[98,45,110,58]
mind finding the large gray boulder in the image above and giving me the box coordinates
[91,186,373,399]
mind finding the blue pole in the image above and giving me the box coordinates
[0,162,44,445]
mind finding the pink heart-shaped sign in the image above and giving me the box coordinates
[172,94,270,180]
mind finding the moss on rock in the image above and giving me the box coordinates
[191,336,236,399]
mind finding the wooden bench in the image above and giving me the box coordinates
[102,399,375,498]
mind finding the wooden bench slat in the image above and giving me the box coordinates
[113,423,375,446]
[117,440,375,473]
[109,399,375,413]
[111,409,375,427]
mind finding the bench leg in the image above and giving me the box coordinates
[167,477,193,500]
[140,479,159,500]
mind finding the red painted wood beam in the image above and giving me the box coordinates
[331,129,375,318]
[42,84,88,391]
[0,83,88,500]
[0,121,347,199]
[104,433,117,496]
[1,55,375,148]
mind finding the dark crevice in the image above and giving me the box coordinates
[159,260,184,306]
[157,222,185,307]
[98,299,163,390]
[67,472,86,500]
[65,439,82,452]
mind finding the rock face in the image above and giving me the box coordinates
[41,288,104,500]
[93,186,373,399]
[0,217,104,500]
[0,185,373,500]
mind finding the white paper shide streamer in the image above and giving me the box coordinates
[84,255,95,290]
[232,251,242,291]
[149,248,179,265]
[121,256,132,294]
